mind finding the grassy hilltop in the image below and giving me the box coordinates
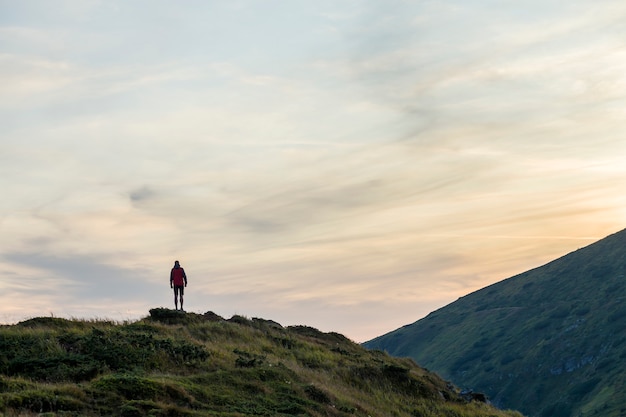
[0,308,523,417]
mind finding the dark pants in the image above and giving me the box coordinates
[174,285,184,297]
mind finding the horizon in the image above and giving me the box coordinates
[2,1,626,342]
[1,230,615,342]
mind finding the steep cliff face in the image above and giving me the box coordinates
[365,228,626,417]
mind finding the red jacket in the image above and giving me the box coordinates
[170,266,187,286]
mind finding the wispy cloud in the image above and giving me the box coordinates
[2,0,626,341]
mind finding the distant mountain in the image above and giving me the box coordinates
[364,228,626,417]
[0,308,522,417]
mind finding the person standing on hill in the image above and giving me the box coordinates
[170,260,188,311]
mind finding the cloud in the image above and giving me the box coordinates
[129,186,157,203]
[3,252,156,297]
[3,0,626,341]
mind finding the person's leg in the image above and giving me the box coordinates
[179,286,184,311]
[174,287,179,310]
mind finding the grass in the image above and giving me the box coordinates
[0,308,523,417]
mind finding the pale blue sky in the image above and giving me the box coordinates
[2,0,626,341]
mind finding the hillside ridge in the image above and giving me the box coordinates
[364,228,626,417]
[0,308,523,417]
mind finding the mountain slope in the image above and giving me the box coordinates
[0,308,522,417]
[364,228,626,417]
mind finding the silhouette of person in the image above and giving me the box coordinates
[170,260,188,311]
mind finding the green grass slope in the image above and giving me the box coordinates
[0,308,522,417]
[364,228,626,417]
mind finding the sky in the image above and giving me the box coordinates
[2,0,626,342]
